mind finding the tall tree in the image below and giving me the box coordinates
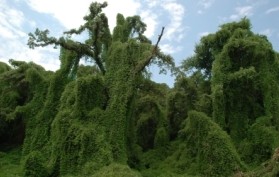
[209,18,279,165]
[179,17,279,169]
[24,2,176,176]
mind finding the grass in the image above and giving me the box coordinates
[0,146,23,177]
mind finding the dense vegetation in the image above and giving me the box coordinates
[1,2,279,177]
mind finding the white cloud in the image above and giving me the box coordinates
[144,0,160,8]
[0,34,59,71]
[25,0,141,33]
[230,6,253,20]
[198,31,209,38]
[198,0,215,9]
[29,21,36,27]
[140,10,158,38]
[230,14,238,20]
[25,0,160,40]
[260,29,275,37]
[0,26,17,39]
[25,0,187,43]
[141,0,187,43]
[159,44,183,54]
[197,10,203,14]
[237,6,253,16]
[265,6,279,14]
[177,34,185,41]
[0,0,59,71]
[218,16,228,23]
[5,9,25,28]
[0,1,26,39]
[162,1,185,41]
[1,0,187,72]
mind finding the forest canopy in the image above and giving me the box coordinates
[0,2,279,177]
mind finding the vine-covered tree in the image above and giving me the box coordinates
[1,4,279,177]
[211,19,279,166]
[181,17,279,167]
[22,1,176,176]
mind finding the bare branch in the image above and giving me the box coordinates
[135,27,165,74]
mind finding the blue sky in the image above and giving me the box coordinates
[0,0,278,87]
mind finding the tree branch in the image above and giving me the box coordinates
[27,29,106,75]
[135,27,164,74]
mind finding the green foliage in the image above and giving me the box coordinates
[49,74,110,176]
[1,3,279,177]
[239,116,279,166]
[181,33,215,77]
[181,17,252,78]
[58,122,112,175]
[103,16,173,164]
[139,111,245,176]
[237,147,279,177]
[167,76,199,140]
[77,64,101,77]
[0,60,49,151]
[135,95,167,152]
[0,61,11,75]
[92,163,142,177]
[154,127,169,150]
[23,151,48,177]
[21,47,78,159]
[20,67,49,156]
[210,18,279,167]
[0,147,23,177]
[177,111,246,176]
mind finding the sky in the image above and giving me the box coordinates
[0,0,278,87]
